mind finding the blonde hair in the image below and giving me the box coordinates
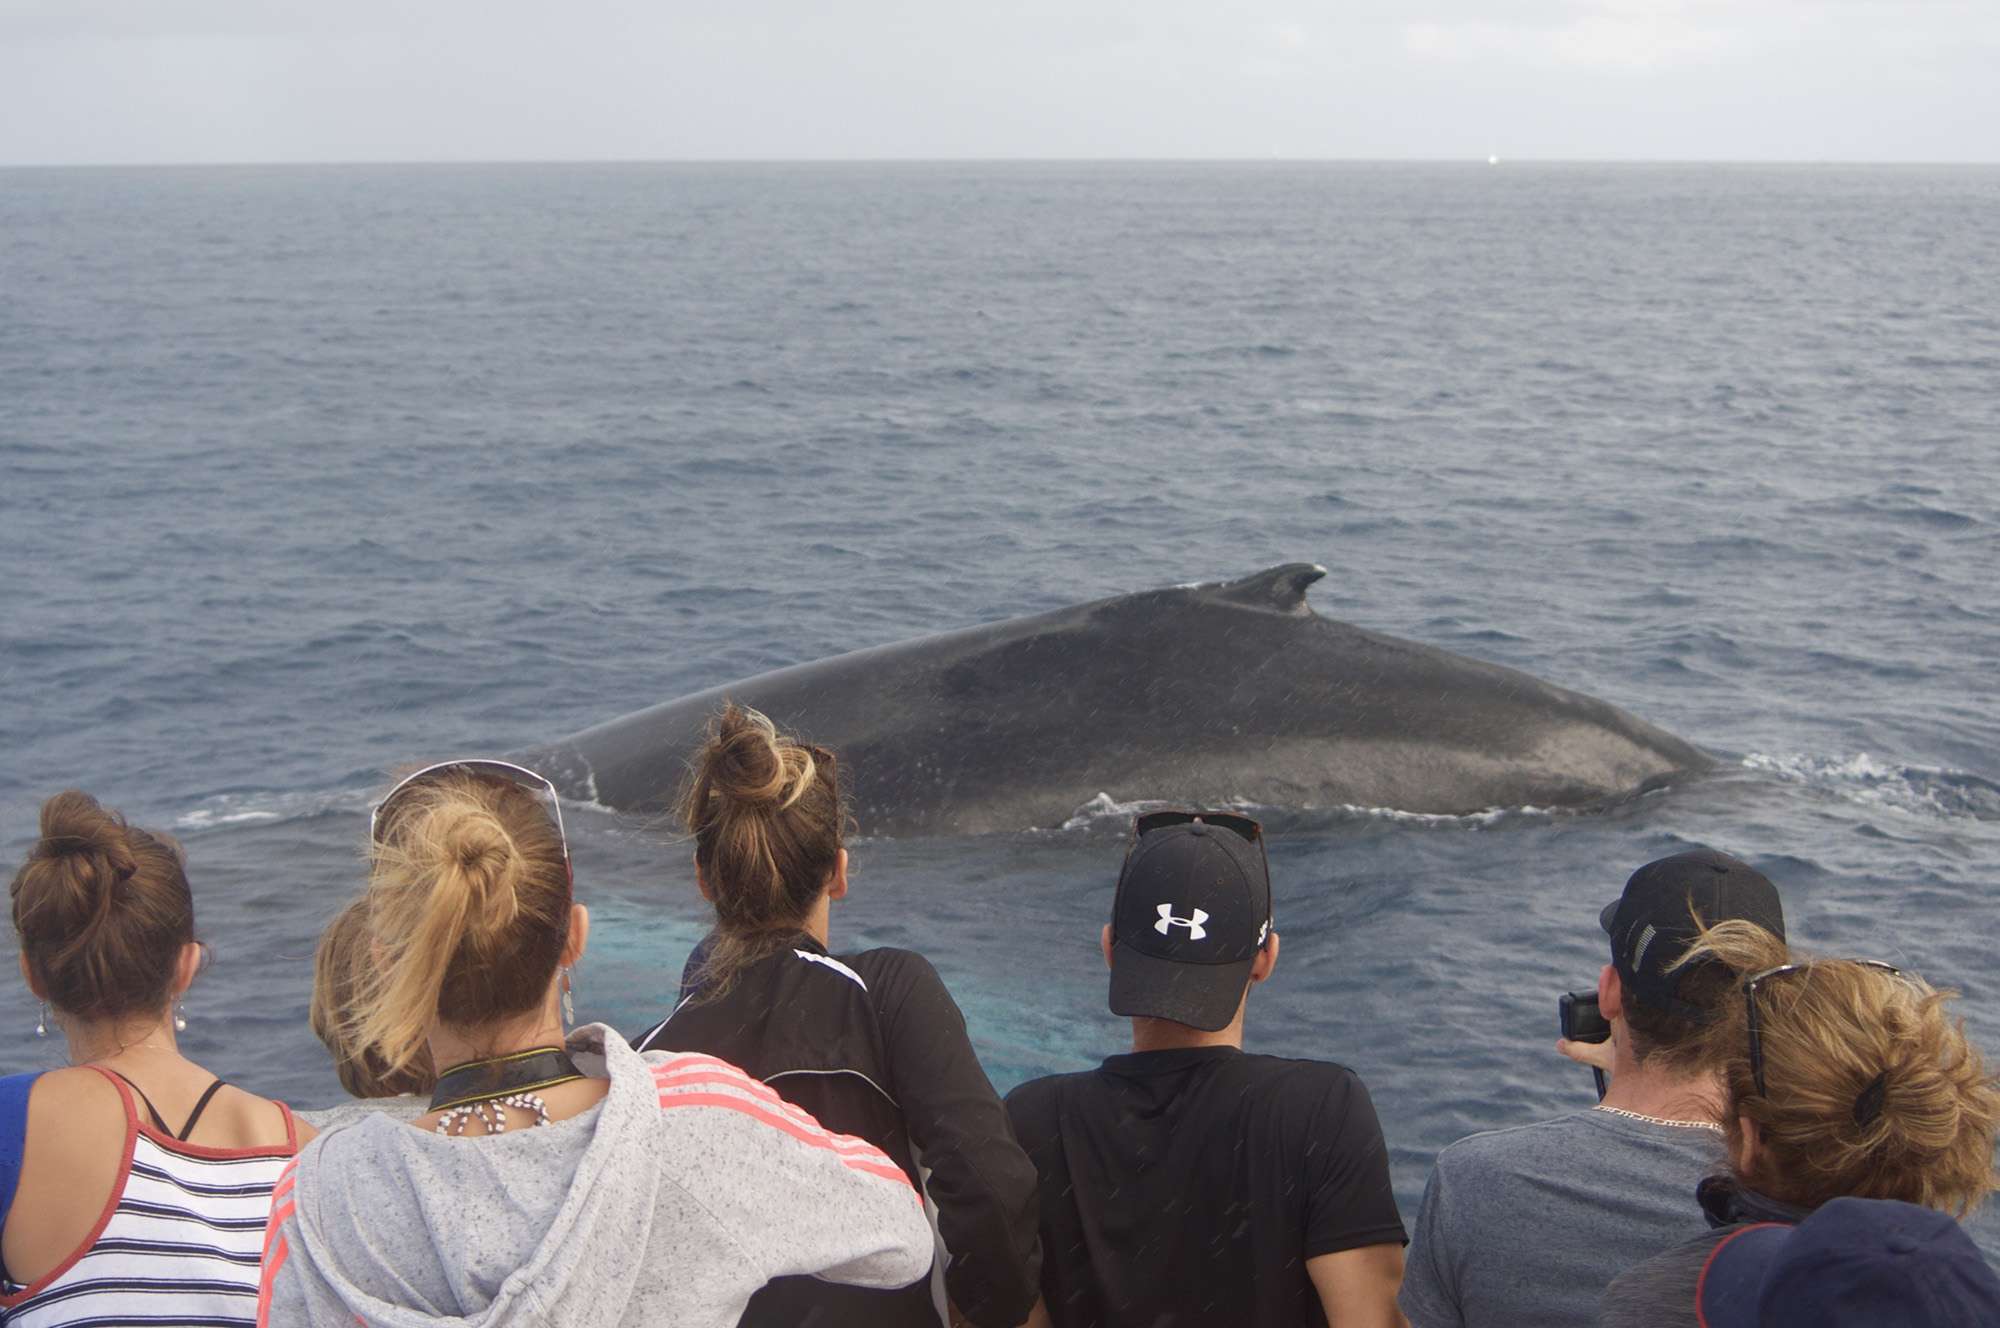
[350,770,571,1076]
[680,704,844,998]
[11,790,197,1022]
[1683,919,2000,1217]
[311,899,434,1098]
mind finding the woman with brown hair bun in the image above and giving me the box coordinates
[1598,919,2000,1326]
[259,759,933,1328]
[1,790,304,1326]
[632,704,1043,1328]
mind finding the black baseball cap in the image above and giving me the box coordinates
[1599,848,1785,1019]
[1108,814,1273,1032]
[1699,1197,2000,1327]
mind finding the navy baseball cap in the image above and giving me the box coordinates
[1600,849,1785,1020]
[1698,1197,2000,1327]
[1108,814,1273,1032]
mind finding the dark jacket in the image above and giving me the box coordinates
[1597,1178,1812,1327]
[633,933,1041,1328]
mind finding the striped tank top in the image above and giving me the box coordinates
[0,1066,297,1327]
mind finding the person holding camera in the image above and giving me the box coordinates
[1397,850,1786,1328]
[1005,811,1408,1328]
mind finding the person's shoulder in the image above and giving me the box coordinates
[842,945,941,987]
[1003,1066,1094,1113]
[1003,1067,1098,1145]
[22,1066,126,1130]
[1234,1050,1367,1086]
[1431,1109,1611,1176]
[1229,1052,1377,1108]
[297,1095,429,1134]
[842,946,959,1011]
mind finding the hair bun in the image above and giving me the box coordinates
[36,790,138,880]
[430,806,524,936]
[702,704,805,810]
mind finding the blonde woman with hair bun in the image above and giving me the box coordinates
[1599,919,2000,1326]
[632,704,1043,1328]
[258,759,934,1328]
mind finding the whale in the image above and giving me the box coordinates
[518,564,1713,836]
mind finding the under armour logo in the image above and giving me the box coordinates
[1156,904,1209,940]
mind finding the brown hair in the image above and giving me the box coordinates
[680,704,844,998]
[311,899,435,1098]
[351,770,571,1077]
[1623,958,1741,1073]
[11,790,197,1023]
[1684,919,2000,1217]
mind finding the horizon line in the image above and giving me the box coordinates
[4,154,1999,171]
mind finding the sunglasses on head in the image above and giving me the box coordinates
[370,758,572,883]
[1130,808,1264,848]
[1741,959,1902,1099]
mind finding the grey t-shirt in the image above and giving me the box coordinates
[1398,1109,1727,1328]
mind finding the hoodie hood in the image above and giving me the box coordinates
[283,1025,672,1327]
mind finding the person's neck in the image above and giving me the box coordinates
[67,1011,185,1068]
[427,1006,569,1074]
[1599,1047,1725,1124]
[1129,1012,1245,1054]
[800,894,831,948]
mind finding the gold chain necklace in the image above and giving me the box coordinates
[1592,1104,1724,1133]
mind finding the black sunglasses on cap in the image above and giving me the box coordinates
[1129,808,1264,848]
[1126,807,1271,891]
[370,758,572,884]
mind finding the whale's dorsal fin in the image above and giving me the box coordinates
[1209,563,1326,615]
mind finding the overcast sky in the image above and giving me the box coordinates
[2,0,1995,165]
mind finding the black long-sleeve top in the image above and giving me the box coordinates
[634,933,1042,1328]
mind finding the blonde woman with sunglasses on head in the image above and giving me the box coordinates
[1598,919,2000,1327]
[257,759,933,1328]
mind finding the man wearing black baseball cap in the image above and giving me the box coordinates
[1398,849,1787,1328]
[1005,812,1407,1328]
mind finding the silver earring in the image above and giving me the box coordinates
[561,968,575,1028]
[174,1004,188,1033]
[36,1003,48,1037]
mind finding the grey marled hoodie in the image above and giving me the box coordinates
[257,1024,934,1327]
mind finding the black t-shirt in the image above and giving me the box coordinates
[1005,1046,1406,1328]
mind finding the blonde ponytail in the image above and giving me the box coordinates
[352,771,570,1076]
[1685,919,2000,1217]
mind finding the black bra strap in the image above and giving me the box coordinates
[107,1069,174,1136]
[107,1071,228,1140]
[178,1079,227,1142]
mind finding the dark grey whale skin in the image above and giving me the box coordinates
[519,564,1713,837]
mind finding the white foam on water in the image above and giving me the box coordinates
[173,788,373,833]
[1056,791,1556,833]
[1323,802,1558,828]
[1059,792,1186,830]
[1741,752,2000,822]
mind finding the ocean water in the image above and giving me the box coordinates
[4,162,1999,1245]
